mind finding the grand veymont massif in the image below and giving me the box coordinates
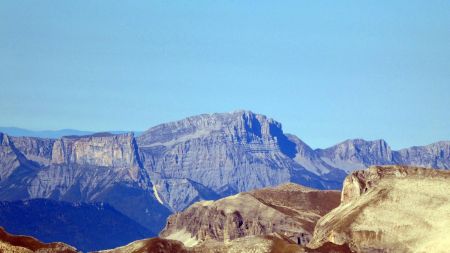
[0,111,449,253]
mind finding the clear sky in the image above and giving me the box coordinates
[0,1,449,149]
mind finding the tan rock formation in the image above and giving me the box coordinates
[0,227,77,253]
[95,233,351,253]
[309,165,450,253]
[93,237,189,253]
[160,183,341,246]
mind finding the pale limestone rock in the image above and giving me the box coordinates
[160,183,341,247]
[309,165,450,253]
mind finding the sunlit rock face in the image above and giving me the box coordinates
[309,165,450,253]
[159,183,341,247]
[0,133,170,234]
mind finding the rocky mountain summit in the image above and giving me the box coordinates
[309,165,450,253]
[137,111,344,211]
[160,183,341,247]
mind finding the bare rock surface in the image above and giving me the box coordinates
[94,237,189,253]
[309,165,450,253]
[0,133,170,234]
[95,233,351,253]
[160,183,341,246]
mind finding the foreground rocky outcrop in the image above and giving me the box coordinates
[309,165,450,253]
[0,227,77,253]
[160,183,341,246]
[93,237,189,253]
[95,233,351,253]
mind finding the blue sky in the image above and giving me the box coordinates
[0,1,449,149]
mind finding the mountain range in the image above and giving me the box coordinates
[0,165,448,252]
[0,110,448,251]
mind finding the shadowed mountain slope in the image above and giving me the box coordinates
[0,199,154,252]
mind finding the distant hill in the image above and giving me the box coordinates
[0,199,154,252]
[0,127,142,139]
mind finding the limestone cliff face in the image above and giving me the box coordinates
[9,136,55,166]
[0,132,170,234]
[160,183,341,247]
[0,133,21,181]
[23,133,146,200]
[49,133,141,180]
[309,165,450,253]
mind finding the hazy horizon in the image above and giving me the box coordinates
[1,1,449,150]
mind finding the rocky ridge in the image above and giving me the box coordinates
[135,111,450,211]
[0,227,77,253]
[160,183,341,246]
[309,165,450,253]
[0,132,170,234]
[95,233,351,253]
[137,111,343,212]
